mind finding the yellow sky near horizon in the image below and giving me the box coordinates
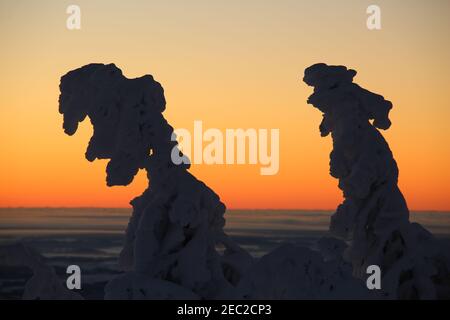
[0,0,449,210]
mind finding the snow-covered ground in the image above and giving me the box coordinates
[1,208,449,299]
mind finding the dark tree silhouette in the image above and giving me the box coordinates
[304,63,450,299]
[59,63,252,299]
[58,62,450,299]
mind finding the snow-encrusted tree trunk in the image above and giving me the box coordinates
[304,63,450,299]
[59,63,252,299]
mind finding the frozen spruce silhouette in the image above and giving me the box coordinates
[59,63,450,300]
[58,63,364,300]
[59,64,252,299]
[304,63,450,299]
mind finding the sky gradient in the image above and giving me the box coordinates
[1,0,449,210]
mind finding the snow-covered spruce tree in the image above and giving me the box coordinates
[59,64,252,299]
[304,63,450,299]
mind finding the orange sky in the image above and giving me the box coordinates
[1,0,449,210]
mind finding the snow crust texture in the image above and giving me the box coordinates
[304,63,450,299]
[59,64,252,299]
